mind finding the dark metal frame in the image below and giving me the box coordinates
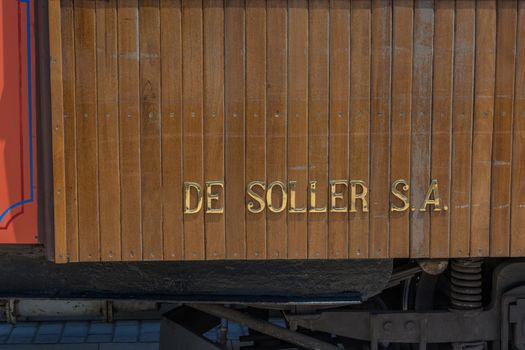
[170,261,525,350]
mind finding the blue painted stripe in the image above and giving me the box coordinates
[0,0,34,223]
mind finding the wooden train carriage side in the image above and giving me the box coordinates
[48,0,525,263]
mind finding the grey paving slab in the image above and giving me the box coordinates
[113,321,139,343]
[34,323,64,344]
[6,324,38,344]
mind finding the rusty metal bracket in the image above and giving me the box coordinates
[287,261,525,349]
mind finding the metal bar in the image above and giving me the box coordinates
[187,303,342,350]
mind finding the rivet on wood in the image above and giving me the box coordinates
[482,111,488,118]
[274,112,280,118]
[501,111,506,117]
[400,112,405,117]
[64,113,68,119]
[149,112,153,118]
[378,112,383,118]
[169,112,175,118]
[419,112,424,117]
[105,113,111,118]
[338,112,343,118]
[253,113,258,118]
[191,112,196,118]
[84,113,88,118]
[233,113,237,118]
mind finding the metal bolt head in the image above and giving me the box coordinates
[405,321,416,331]
[383,321,392,331]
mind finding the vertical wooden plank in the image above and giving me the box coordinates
[349,0,371,258]
[450,0,475,257]
[430,0,454,258]
[389,0,412,258]
[74,0,99,261]
[308,0,329,259]
[246,0,267,259]
[160,0,184,260]
[49,0,68,263]
[96,0,120,261]
[328,0,349,259]
[493,0,517,256]
[203,0,225,259]
[266,0,287,259]
[470,0,496,257]
[182,0,205,260]
[118,0,142,261]
[60,0,79,262]
[410,0,433,258]
[140,0,162,260]
[511,1,525,255]
[369,0,391,258]
[287,0,308,259]
[225,0,246,259]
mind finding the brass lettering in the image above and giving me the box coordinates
[184,182,203,214]
[391,179,410,212]
[267,181,288,213]
[330,180,348,213]
[289,181,306,213]
[247,181,266,213]
[420,179,442,212]
[309,181,327,213]
[205,181,224,214]
[350,180,369,212]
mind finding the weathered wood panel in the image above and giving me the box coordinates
[329,0,350,259]
[60,0,79,262]
[349,0,371,258]
[246,0,267,259]
[511,1,525,255]
[50,1,525,262]
[96,0,120,261]
[430,0,454,257]
[118,0,142,261]
[160,0,184,260]
[389,0,412,258]
[470,0,496,257]
[308,0,329,259]
[182,0,205,260]
[369,0,391,258]
[74,0,99,261]
[450,1,475,257]
[204,0,226,259]
[494,0,517,256]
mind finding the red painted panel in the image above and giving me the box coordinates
[0,0,37,244]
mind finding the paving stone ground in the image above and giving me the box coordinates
[0,320,160,350]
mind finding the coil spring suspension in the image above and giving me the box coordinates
[450,259,483,310]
